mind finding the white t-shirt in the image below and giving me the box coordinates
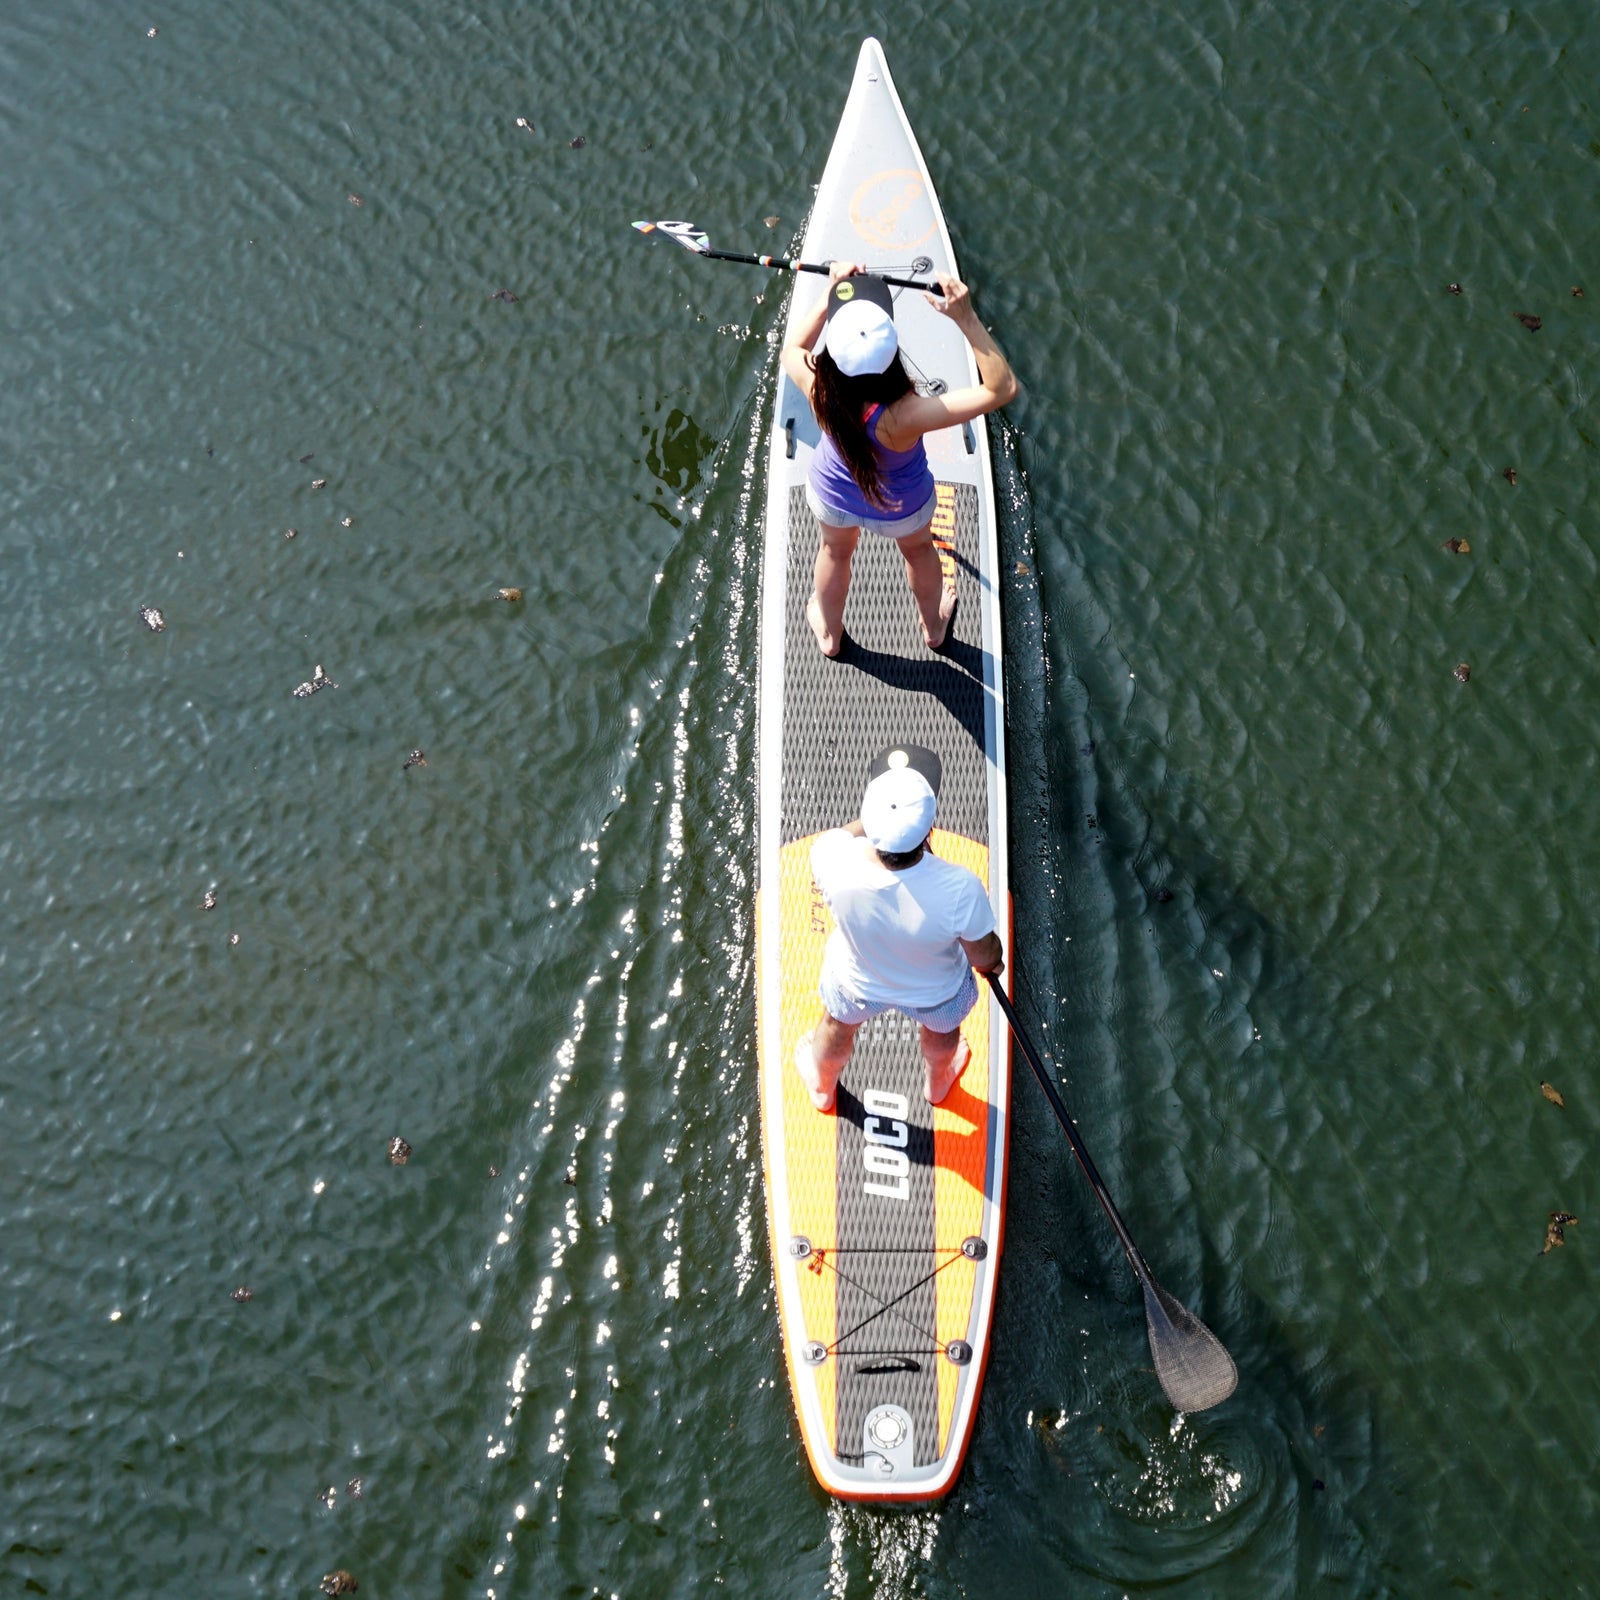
[810,830,996,1010]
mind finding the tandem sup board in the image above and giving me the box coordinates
[754,38,1011,1503]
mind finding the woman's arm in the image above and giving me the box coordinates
[877,275,1018,446]
[780,260,862,399]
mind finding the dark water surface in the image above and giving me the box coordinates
[4,1,1598,1595]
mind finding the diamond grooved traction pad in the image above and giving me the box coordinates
[782,483,986,1467]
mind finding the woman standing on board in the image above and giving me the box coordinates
[781,262,1018,655]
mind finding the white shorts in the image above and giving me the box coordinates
[806,482,939,541]
[819,966,979,1034]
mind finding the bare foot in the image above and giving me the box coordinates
[794,1034,837,1112]
[925,1036,970,1106]
[806,593,842,658]
[924,580,958,650]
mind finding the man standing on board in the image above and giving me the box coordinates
[796,763,1004,1113]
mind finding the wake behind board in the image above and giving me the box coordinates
[755,38,1011,1503]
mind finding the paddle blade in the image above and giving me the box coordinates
[631,219,710,253]
[1142,1279,1238,1412]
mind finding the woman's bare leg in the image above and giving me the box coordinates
[896,524,958,648]
[809,522,860,656]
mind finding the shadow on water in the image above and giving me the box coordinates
[913,419,1392,1597]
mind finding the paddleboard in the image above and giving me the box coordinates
[754,37,1011,1502]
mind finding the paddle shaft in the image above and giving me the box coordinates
[985,972,1156,1290]
[703,247,939,294]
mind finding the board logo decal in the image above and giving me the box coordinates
[850,169,936,251]
[861,1089,911,1200]
[930,482,957,583]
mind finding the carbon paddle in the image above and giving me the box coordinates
[985,971,1238,1412]
[632,219,941,293]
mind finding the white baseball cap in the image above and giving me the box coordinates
[860,767,936,853]
[825,274,899,377]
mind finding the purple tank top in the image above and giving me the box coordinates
[809,404,935,521]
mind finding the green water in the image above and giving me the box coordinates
[3,1,1597,1595]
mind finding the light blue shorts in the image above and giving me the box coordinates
[819,966,979,1034]
[806,483,939,541]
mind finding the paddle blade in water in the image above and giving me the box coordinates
[632,219,710,253]
[1143,1279,1238,1412]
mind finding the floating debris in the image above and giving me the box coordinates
[1541,1211,1578,1254]
[640,139,653,152]
[563,1167,577,1186]
[320,1485,338,1511]
[569,135,586,148]
[199,889,217,911]
[284,527,298,539]
[1154,887,1174,903]
[347,1477,364,1500]
[1572,286,1584,299]
[388,1136,412,1166]
[230,1285,252,1303]
[228,932,240,947]
[1453,662,1472,683]
[139,606,166,632]
[488,1165,500,1178]
[340,516,353,528]
[347,194,363,207]
[402,749,426,771]
[1502,467,1518,486]
[1442,537,1471,554]
[496,586,523,602]
[311,477,327,490]
[320,1574,359,1597]
[515,116,534,133]
[1515,312,1542,332]
[1541,1080,1565,1108]
[1014,560,1030,574]
[764,215,781,229]
[292,665,337,699]
[490,288,520,303]
[146,26,158,37]
[1313,1423,1326,1438]
[1445,282,1462,296]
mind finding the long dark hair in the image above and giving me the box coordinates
[809,347,915,509]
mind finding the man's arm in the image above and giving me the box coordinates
[960,930,1003,976]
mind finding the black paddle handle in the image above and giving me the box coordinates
[704,248,939,293]
[985,971,1153,1284]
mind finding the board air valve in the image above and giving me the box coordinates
[862,1405,916,1478]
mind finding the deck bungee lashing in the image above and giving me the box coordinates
[753,38,1011,1502]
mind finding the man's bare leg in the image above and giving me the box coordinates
[796,1013,860,1112]
[921,1025,971,1105]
